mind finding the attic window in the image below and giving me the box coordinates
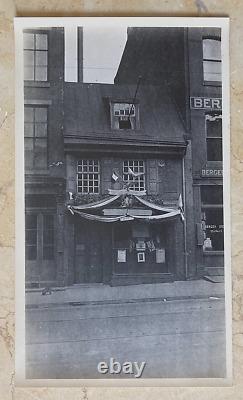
[112,102,138,130]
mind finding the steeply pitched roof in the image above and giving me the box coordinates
[64,82,186,146]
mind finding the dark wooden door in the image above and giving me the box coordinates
[75,220,103,283]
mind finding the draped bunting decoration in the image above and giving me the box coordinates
[70,209,122,223]
[134,195,177,213]
[71,195,120,210]
[108,188,147,196]
[68,205,181,223]
[133,210,180,221]
[67,193,184,223]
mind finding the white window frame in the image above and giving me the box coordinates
[77,160,100,194]
[113,103,135,117]
[112,102,138,130]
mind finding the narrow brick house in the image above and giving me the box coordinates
[63,83,188,285]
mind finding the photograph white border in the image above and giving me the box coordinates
[14,16,231,387]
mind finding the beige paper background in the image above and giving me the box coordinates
[0,0,242,399]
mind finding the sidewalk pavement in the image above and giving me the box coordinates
[25,278,225,308]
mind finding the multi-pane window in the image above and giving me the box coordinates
[123,160,145,191]
[77,160,100,193]
[206,112,222,161]
[25,213,55,260]
[24,32,48,81]
[201,186,224,251]
[203,38,221,83]
[112,103,137,130]
[114,103,135,117]
[24,106,48,170]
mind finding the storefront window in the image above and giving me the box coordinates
[201,186,224,251]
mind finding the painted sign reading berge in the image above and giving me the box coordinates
[201,168,223,177]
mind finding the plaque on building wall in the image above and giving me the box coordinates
[117,249,126,263]
[156,248,165,263]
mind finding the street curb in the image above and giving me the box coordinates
[26,293,225,310]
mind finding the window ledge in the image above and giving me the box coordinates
[205,161,223,166]
[24,81,51,88]
[203,251,224,256]
[25,170,49,175]
[203,81,222,87]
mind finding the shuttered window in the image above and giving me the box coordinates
[201,186,224,251]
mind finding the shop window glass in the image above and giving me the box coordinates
[201,185,223,205]
[201,186,224,251]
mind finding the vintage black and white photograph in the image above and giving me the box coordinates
[15,17,231,383]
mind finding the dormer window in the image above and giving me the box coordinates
[111,102,138,130]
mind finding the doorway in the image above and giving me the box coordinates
[75,220,103,283]
[112,222,168,275]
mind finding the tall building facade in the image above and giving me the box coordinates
[187,28,223,277]
[115,26,223,278]
[24,28,65,288]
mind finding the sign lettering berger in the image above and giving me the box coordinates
[190,97,222,110]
